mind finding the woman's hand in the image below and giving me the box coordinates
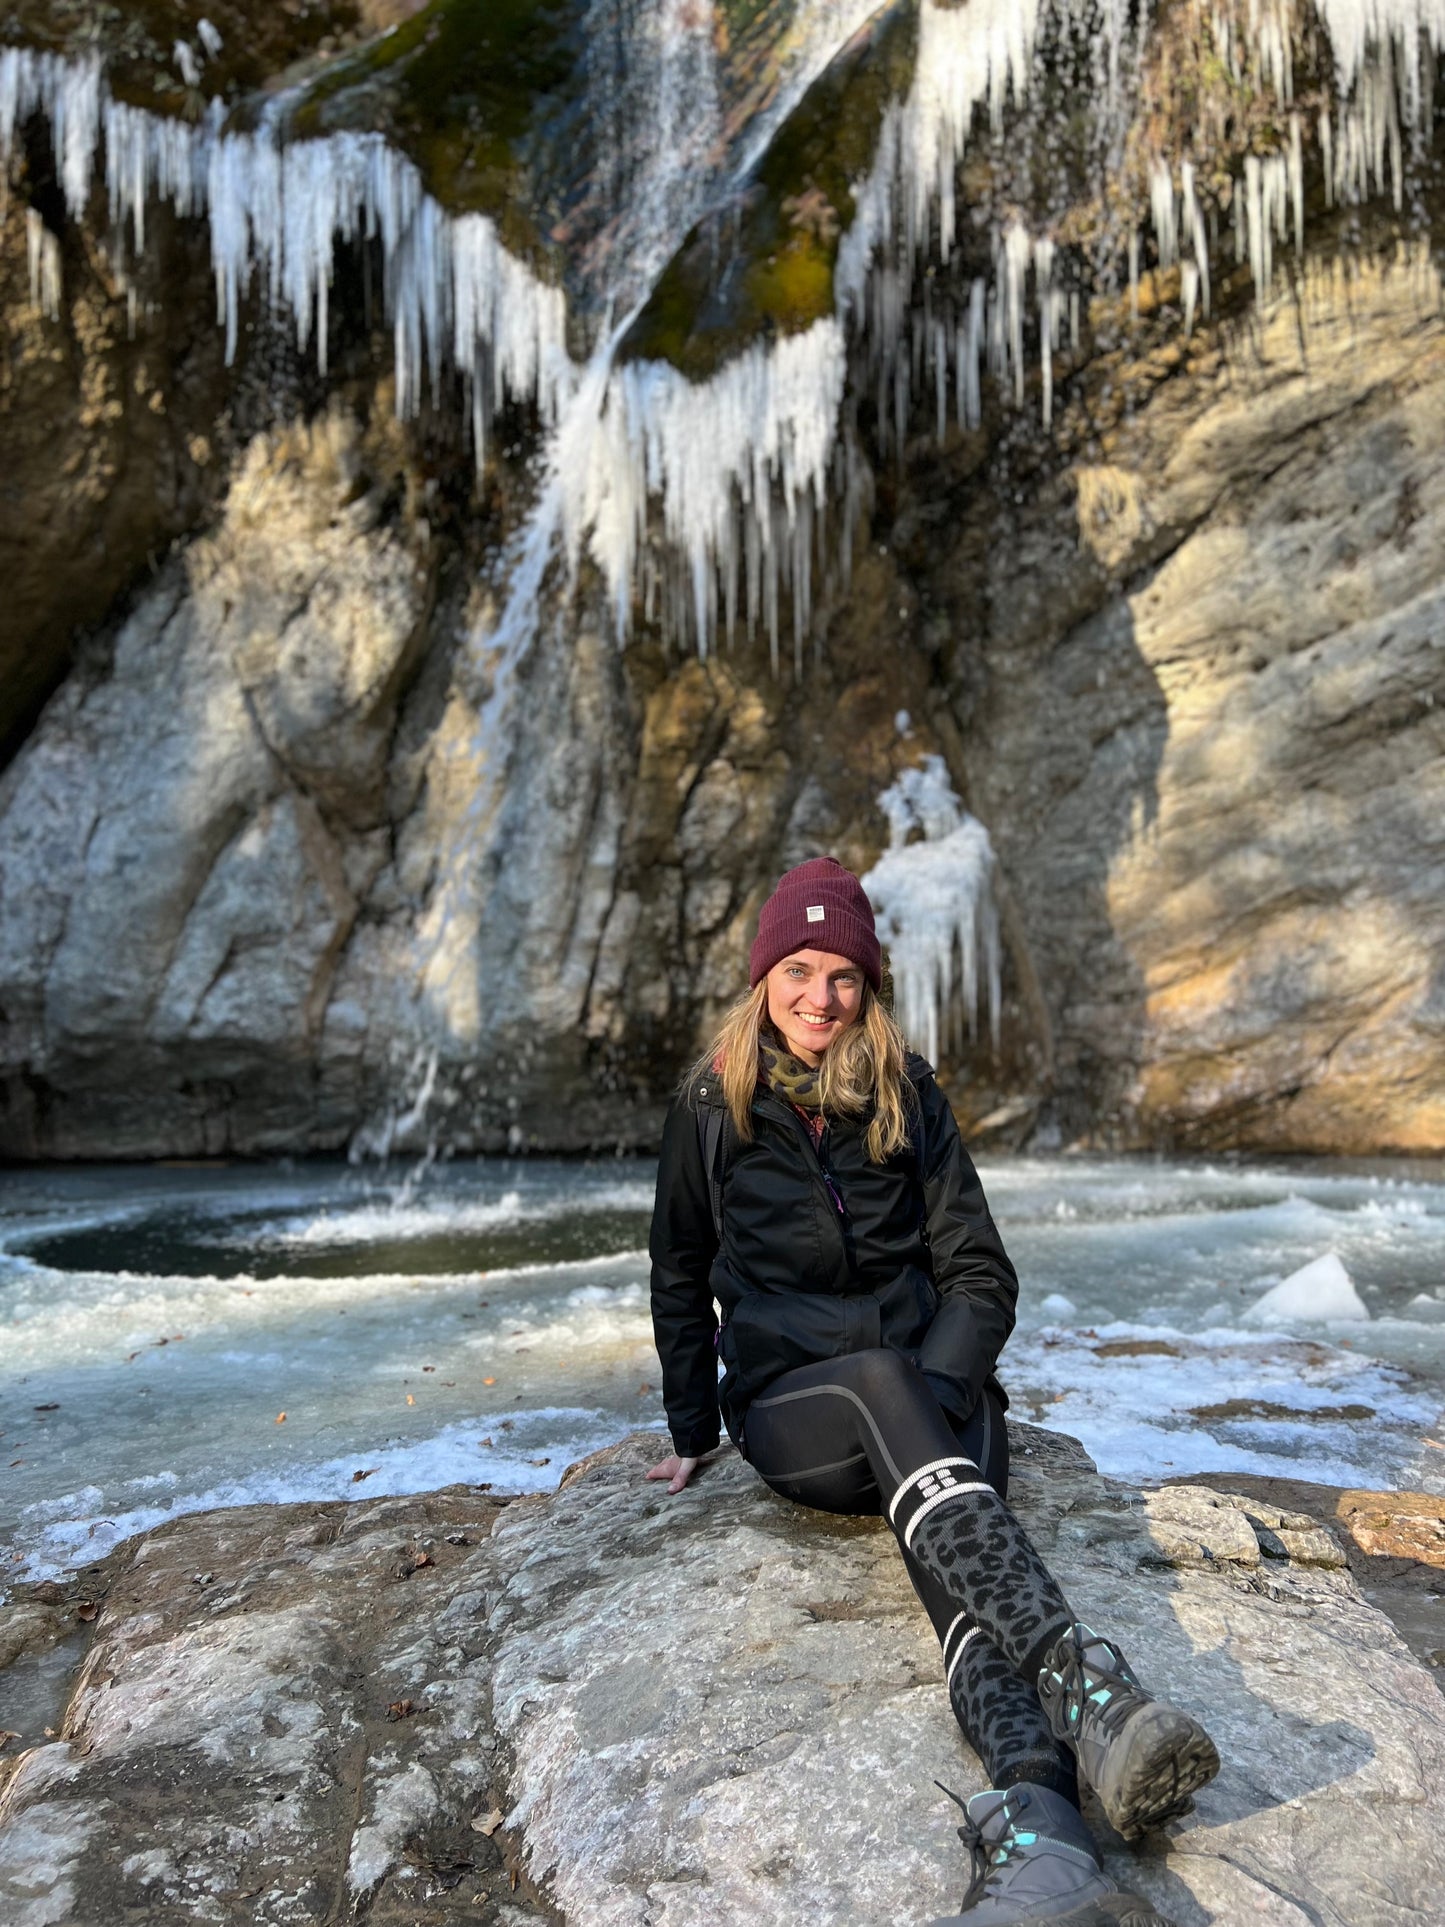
[645,1453,699,1494]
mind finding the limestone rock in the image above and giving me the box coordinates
[2,37,1444,1155]
[1,1428,1442,1924]
[0,407,435,1158]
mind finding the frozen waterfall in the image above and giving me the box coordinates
[4,0,1443,657]
[861,757,1002,1067]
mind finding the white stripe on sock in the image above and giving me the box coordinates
[945,1623,983,1688]
[901,1480,995,1548]
[886,1456,980,1525]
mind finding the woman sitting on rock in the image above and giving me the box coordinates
[647,857,1217,1927]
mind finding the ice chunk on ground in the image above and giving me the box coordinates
[1038,1291,1078,1318]
[1243,1252,1369,1323]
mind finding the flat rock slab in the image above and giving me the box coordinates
[2,1427,1443,1926]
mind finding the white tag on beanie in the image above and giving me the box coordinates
[806,905,825,922]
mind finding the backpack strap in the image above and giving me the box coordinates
[696,1097,728,1245]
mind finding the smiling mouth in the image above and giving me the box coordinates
[796,1013,835,1027]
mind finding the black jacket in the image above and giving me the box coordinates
[648,1056,1018,1456]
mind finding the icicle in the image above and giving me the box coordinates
[861,756,1002,1064]
[1035,238,1055,428]
[1004,223,1031,405]
[1289,112,1304,251]
[1182,258,1199,334]
[1181,159,1211,317]
[26,207,61,318]
[1150,161,1178,268]
[964,278,985,428]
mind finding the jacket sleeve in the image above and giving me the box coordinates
[649,1093,722,1457]
[914,1075,1019,1425]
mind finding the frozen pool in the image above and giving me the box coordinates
[2,1153,1442,1583]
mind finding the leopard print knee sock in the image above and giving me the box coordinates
[891,1459,1073,1682]
[939,1615,1079,1804]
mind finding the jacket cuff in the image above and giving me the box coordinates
[672,1423,720,1458]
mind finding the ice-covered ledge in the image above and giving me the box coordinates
[1,1427,1443,1922]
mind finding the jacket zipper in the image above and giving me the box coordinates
[758,1092,856,1281]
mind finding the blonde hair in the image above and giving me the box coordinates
[689,977,915,1163]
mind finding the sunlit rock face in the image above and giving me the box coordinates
[0,0,1442,1156]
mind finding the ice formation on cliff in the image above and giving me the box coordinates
[861,756,1001,1066]
[4,0,1443,657]
[0,46,572,458]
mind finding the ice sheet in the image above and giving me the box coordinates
[3,1153,1443,1586]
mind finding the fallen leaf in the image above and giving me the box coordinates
[8,1460,22,1468]
[499,1420,514,1431]
[33,1402,59,1413]
[510,1868,519,1892]
[351,1468,378,1483]
[530,1457,551,1467]
[477,1299,489,1307]
[0,1731,21,1751]
[482,1377,496,1387]
[396,1549,434,1577]
[473,1482,493,1492]
[479,1436,493,1447]
[422,1365,436,1373]
[170,1334,185,1341]
[385,1699,415,1721]
[636,1383,652,1395]
[445,1531,470,1546]
[1426,1438,1445,1451]
[76,1602,100,1623]
[126,1352,141,1362]
[154,1337,169,1347]
[276,1412,286,1424]
[43,1726,56,1738]
[470,1808,504,1836]
[406,1394,415,1406]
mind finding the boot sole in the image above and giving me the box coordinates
[930,1894,1173,1926]
[1091,1703,1220,1841]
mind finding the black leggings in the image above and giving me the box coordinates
[744,1348,1078,1800]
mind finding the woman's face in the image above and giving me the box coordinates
[765,949,865,1066]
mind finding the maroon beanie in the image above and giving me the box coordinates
[748,856,882,989]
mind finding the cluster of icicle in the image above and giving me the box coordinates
[861,756,1002,1066]
[5,0,1444,663]
[572,0,1445,659]
[0,44,572,458]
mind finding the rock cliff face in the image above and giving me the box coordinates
[2,1430,1443,1923]
[1,0,1442,1158]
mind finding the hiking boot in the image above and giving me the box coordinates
[1036,1626,1219,1841]
[930,1782,1173,1925]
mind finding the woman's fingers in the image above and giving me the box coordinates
[645,1454,700,1493]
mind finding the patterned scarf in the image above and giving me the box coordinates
[758,1033,823,1110]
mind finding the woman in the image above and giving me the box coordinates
[647,857,1217,1927]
